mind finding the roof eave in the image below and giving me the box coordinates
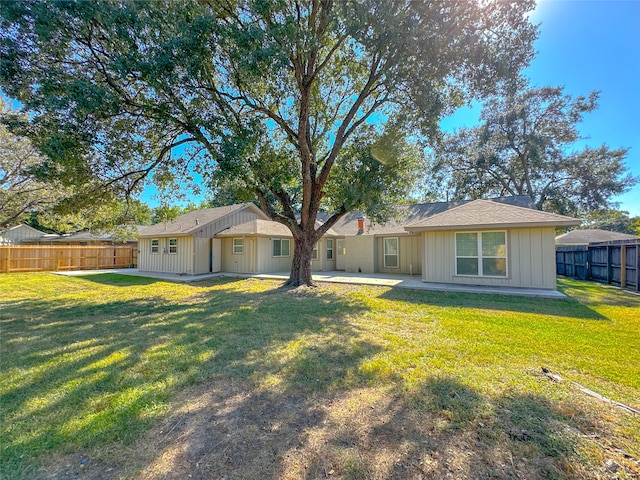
[405,220,581,232]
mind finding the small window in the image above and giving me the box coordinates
[272,238,290,257]
[151,239,159,254]
[383,237,399,268]
[326,239,334,260]
[233,238,244,254]
[169,238,177,254]
[312,242,318,260]
[455,231,507,277]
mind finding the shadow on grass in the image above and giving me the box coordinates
[377,285,608,321]
[0,279,377,479]
[0,276,619,479]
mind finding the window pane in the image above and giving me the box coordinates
[385,254,398,267]
[482,232,506,256]
[456,233,478,256]
[384,238,398,255]
[282,239,290,256]
[457,258,478,275]
[482,258,506,276]
[273,239,281,256]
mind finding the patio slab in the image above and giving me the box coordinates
[53,268,566,298]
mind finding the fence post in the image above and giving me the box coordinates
[620,245,627,289]
[4,247,10,274]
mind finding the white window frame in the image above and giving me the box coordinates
[151,239,159,254]
[168,238,177,254]
[455,231,508,278]
[326,239,334,260]
[383,237,399,268]
[272,238,290,257]
[233,238,244,255]
[312,242,318,260]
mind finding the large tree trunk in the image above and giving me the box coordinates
[286,234,315,287]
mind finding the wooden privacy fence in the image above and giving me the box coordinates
[0,245,137,273]
[556,239,640,292]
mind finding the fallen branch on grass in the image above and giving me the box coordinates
[541,367,640,416]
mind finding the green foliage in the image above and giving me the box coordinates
[1,0,537,283]
[579,209,640,235]
[0,99,70,228]
[433,82,637,214]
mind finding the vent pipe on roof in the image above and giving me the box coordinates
[357,217,364,234]
[196,218,199,226]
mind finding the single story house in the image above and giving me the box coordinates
[0,224,60,245]
[138,196,579,291]
[555,229,638,246]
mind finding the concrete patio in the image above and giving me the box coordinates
[54,268,567,298]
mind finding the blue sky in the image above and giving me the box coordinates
[443,0,640,216]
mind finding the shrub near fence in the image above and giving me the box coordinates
[556,239,640,292]
[0,245,137,273]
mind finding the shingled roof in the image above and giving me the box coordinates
[555,229,638,245]
[322,196,536,236]
[139,203,268,237]
[215,219,293,237]
[405,199,579,231]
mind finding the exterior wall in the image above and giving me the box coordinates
[221,237,255,273]
[192,210,260,238]
[194,237,211,274]
[138,236,195,274]
[375,235,422,275]
[421,227,557,289]
[344,235,376,274]
[0,225,45,245]
[255,236,294,273]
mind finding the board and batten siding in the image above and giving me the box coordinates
[255,237,294,273]
[138,237,194,274]
[194,237,211,274]
[192,210,260,238]
[375,235,422,275]
[421,227,557,289]
[220,237,255,273]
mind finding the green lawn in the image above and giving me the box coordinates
[1,273,639,479]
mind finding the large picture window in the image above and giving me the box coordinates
[272,238,290,257]
[383,237,399,268]
[455,231,507,277]
[233,238,244,254]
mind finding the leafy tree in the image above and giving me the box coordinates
[0,99,70,229]
[579,209,639,235]
[1,0,537,285]
[432,83,637,215]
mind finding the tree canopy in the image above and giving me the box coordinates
[1,0,537,285]
[431,82,637,215]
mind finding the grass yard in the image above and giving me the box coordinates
[1,273,639,479]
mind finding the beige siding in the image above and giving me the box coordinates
[375,235,422,275]
[255,237,294,273]
[138,236,194,274]
[221,237,255,273]
[194,237,210,274]
[0,225,45,245]
[344,235,375,273]
[421,227,557,289]
[193,210,260,238]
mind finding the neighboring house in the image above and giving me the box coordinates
[138,196,580,291]
[555,229,638,246]
[48,227,142,246]
[0,224,60,245]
